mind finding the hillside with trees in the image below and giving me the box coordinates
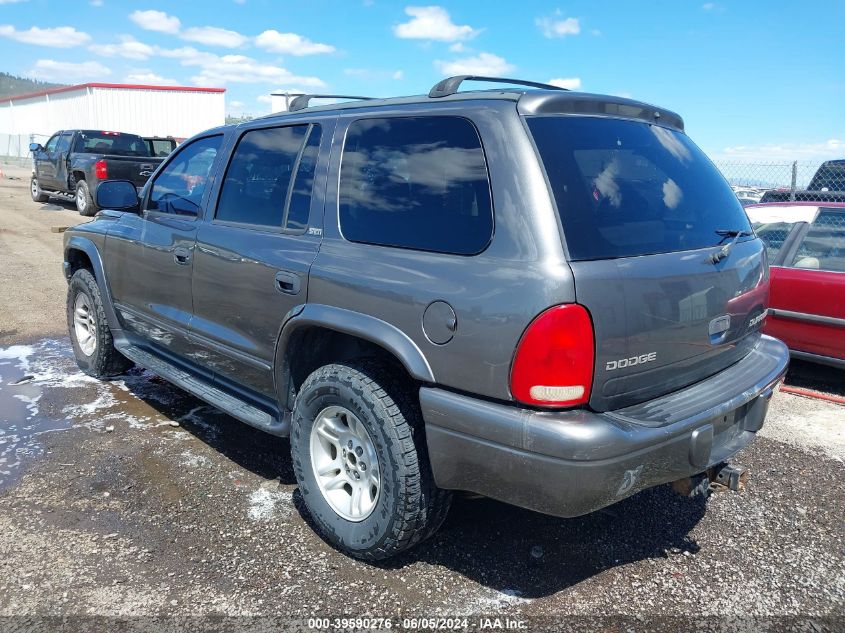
[0,72,66,98]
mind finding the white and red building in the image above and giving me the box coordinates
[0,82,226,158]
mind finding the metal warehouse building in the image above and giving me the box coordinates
[0,82,226,158]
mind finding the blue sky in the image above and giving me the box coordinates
[1,0,843,161]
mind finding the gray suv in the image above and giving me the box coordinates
[63,76,789,560]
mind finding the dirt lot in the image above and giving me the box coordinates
[0,162,843,632]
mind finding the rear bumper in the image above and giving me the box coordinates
[422,335,789,518]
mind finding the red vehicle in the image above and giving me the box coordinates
[747,202,845,368]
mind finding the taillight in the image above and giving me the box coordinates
[510,304,595,408]
[94,159,108,180]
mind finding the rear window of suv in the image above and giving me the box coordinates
[527,116,752,261]
[339,116,493,255]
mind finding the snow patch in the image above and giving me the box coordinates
[247,487,293,522]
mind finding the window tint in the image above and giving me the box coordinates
[527,117,752,261]
[148,135,222,216]
[791,209,845,272]
[285,125,322,230]
[73,132,151,157]
[216,125,308,228]
[339,116,493,255]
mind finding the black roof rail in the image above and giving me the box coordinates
[285,94,375,112]
[428,75,567,98]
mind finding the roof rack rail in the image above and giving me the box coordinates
[285,94,374,112]
[428,75,566,98]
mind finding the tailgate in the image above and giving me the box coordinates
[103,155,161,187]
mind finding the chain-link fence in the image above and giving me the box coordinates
[714,159,845,204]
[0,133,51,166]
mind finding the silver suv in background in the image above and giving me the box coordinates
[62,76,789,560]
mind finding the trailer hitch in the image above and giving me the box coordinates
[671,462,748,498]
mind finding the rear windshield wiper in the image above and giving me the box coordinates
[709,229,753,264]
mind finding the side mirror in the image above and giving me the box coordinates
[29,143,43,153]
[96,180,140,212]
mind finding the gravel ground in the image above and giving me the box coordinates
[0,163,843,632]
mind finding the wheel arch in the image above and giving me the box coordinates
[64,236,122,333]
[274,304,435,411]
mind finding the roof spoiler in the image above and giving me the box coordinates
[429,76,567,98]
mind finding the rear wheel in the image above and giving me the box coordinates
[67,269,132,378]
[75,180,96,216]
[30,177,49,203]
[291,360,451,560]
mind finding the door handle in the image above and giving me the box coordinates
[173,247,191,265]
[275,271,301,295]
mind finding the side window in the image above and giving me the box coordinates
[215,125,309,228]
[339,116,493,255]
[791,209,845,272]
[44,135,59,153]
[285,125,323,230]
[56,133,72,154]
[753,222,797,263]
[148,135,222,216]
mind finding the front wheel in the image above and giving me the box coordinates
[75,180,97,216]
[30,177,49,203]
[291,360,451,561]
[67,269,133,378]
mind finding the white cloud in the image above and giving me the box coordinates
[255,30,335,56]
[393,70,404,80]
[702,3,716,10]
[0,24,91,47]
[182,26,248,48]
[90,0,104,6]
[228,100,245,109]
[257,95,272,104]
[394,6,479,42]
[713,139,845,163]
[125,70,178,85]
[435,52,514,76]
[536,11,581,38]
[129,10,181,34]
[0,0,29,4]
[90,36,155,60]
[158,46,325,87]
[548,77,581,90]
[29,59,111,82]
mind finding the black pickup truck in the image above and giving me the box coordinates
[760,159,845,203]
[30,130,164,216]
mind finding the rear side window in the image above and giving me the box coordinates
[339,116,493,255]
[216,124,321,230]
[527,117,752,261]
[791,209,845,272]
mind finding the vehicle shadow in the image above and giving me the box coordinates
[118,369,707,599]
[784,359,845,398]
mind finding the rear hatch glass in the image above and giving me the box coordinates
[527,116,767,412]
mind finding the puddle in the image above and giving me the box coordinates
[0,338,217,490]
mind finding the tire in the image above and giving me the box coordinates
[75,179,97,216]
[291,360,451,561]
[30,177,49,203]
[67,268,133,378]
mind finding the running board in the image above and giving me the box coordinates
[116,343,290,436]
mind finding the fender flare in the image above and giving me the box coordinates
[64,235,122,334]
[274,304,435,408]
